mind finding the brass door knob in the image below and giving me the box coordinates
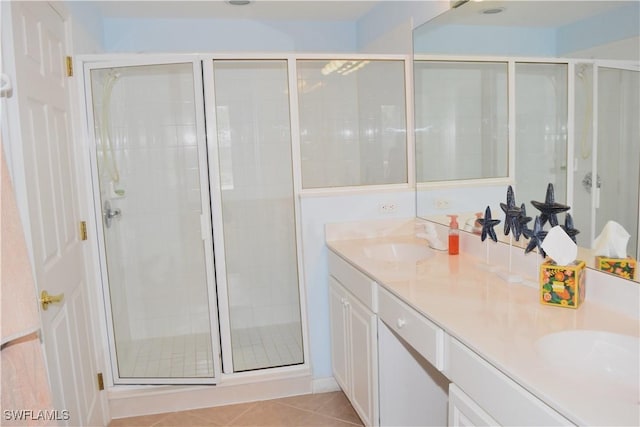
[40,290,64,310]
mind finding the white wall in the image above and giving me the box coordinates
[357,0,449,53]
[103,18,357,53]
[300,190,415,378]
[556,2,640,58]
[413,2,640,59]
[66,1,104,53]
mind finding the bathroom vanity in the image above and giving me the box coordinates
[326,219,639,427]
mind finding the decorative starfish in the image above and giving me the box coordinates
[560,213,580,244]
[477,206,501,242]
[500,185,523,241]
[518,203,532,239]
[524,216,548,257]
[530,183,570,227]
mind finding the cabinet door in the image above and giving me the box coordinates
[348,294,378,426]
[329,278,349,392]
[449,384,498,427]
[447,336,572,426]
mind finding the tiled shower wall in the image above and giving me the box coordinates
[515,63,568,211]
[213,62,301,333]
[94,64,211,342]
[297,60,408,189]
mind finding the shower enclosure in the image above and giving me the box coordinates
[86,58,304,384]
[415,56,639,258]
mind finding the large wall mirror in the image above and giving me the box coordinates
[414,0,640,282]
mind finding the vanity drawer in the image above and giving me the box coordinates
[377,286,444,370]
[446,336,573,426]
[328,250,377,312]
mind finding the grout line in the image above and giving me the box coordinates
[148,413,171,427]
[222,401,258,426]
[273,396,363,426]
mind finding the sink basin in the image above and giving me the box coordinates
[363,243,433,263]
[535,330,639,389]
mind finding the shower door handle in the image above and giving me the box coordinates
[103,200,122,228]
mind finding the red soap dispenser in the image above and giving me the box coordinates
[447,214,459,255]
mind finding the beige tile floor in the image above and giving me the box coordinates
[108,391,363,427]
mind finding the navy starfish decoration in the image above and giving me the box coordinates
[560,213,580,244]
[524,216,548,257]
[530,183,570,227]
[477,206,501,242]
[500,185,523,241]
[518,203,532,239]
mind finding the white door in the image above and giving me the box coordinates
[348,294,377,427]
[328,278,349,393]
[8,2,104,425]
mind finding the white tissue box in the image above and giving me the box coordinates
[540,260,586,309]
[595,256,636,280]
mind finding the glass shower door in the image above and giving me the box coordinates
[88,62,219,384]
[209,60,304,372]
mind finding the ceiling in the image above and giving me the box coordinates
[94,0,382,21]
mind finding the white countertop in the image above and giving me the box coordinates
[327,232,640,426]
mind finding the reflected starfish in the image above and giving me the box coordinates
[500,185,523,241]
[519,203,532,239]
[530,183,570,227]
[477,206,501,242]
[561,213,580,243]
[524,216,548,257]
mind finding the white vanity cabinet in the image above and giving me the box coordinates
[445,336,574,427]
[328,251,378,426]
[448,383,498,427]
[326,243,581,427]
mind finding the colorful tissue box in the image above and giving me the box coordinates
[595,256,636,280]
[540,260,586,309]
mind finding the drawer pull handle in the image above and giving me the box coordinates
[396,318,406,329]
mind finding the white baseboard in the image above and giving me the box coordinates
[109,370,313,420]
[312,377,340,393]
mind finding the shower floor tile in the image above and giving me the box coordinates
[117,333,214,379]
[115,323,303,378]
[231,322,303,372]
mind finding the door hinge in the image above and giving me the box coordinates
[97,372,104,391]
[79,221,88,241]
[65,56,73,77]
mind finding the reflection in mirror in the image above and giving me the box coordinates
[415,61,508,181]
[515,63,568,208]
[414,1,640,282]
